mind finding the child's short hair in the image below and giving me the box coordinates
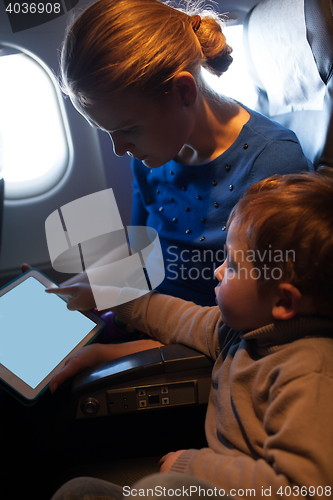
[228,172,333,318]
[60,0,232,106]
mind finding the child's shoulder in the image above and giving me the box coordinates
[273,335,333,384]
[300,335,333,375]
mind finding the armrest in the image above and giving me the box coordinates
[71,344,213,419]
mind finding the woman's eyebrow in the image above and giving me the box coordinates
[108,122,136,133]
[87,120,134,133]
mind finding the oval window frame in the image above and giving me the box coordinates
[0,43,72,200]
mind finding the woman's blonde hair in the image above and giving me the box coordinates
[60,0,232,106]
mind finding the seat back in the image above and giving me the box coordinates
[243,0,333,173]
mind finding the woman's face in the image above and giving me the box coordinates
[72,89,194,169]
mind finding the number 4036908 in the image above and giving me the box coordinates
[277,486,331,497]
[5,3,61,14]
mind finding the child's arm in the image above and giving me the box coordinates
[48,287,222,392]
[113,288,222,359]
[49,284,222,358]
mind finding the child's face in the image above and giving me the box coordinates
[71,89,193,169]
[214,220,276,331]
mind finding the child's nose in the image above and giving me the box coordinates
[214,262,225,282]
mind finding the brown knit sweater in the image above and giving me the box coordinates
[114,288,333,499]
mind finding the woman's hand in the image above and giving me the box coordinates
[45,283,96,311]
[49,343,105,393]
[159,450,187,472]
[49,339,165,393]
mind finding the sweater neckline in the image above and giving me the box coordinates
[242,316,333,347]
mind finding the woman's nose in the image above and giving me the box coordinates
[109,132,133,157]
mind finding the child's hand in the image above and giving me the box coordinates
[159,450,186,472]
[45,283,95,311]
[49,343,105,393]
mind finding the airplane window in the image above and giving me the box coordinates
[202,25,257,109]
[0,46,72,200]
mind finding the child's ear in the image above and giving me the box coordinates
[272,283,302,320]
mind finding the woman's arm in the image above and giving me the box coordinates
[49,337,164,393]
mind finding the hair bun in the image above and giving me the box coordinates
[195,15,233,76]
[206,44,233,76]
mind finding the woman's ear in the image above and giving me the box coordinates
[172,71,198,107]
[272,283,302,320]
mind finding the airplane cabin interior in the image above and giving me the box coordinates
[0,0,332,498]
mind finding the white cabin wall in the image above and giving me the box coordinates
[0,0,133,285]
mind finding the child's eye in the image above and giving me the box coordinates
[227,261,237,273]
[221,257,236,274]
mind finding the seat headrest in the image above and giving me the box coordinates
[305,0,333,85]
[243,0,333,170]
[243,0,327,116]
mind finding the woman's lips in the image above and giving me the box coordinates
[127,151,147,161]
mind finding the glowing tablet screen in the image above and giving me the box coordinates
[0,276,96,389]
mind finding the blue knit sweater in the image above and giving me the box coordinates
[131,108,313,306]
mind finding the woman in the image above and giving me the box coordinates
[57,0,312,315]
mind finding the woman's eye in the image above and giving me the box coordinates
[121,127,136,134]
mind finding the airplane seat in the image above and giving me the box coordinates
[243,0,333,176]
[50,343,211,491]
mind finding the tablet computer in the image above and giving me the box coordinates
[0,269,105,405]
